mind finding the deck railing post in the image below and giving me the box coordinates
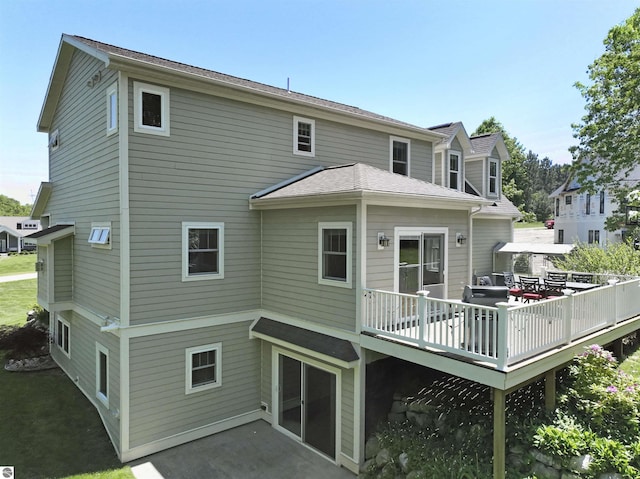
[417,290,429,348]
[608,279,619,324]
[496,302,509,370]
[562,289,574,343]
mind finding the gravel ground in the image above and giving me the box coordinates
[513,227,556,275]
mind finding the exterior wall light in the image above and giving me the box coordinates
[377,232,390,250]
[456,233,467,247]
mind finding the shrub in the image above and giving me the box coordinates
[554,241,640,276]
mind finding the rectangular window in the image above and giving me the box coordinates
[555,198,560,217]
[106,82,118,134]
[318,222,352,288]
[594,230,600,243]
[449,152,460,189]
[588,230,594,244]
[96,343,109,408]
[391,138,410,176]
[182,222,224,281]
[585,193,591,215]
[600,191,605,214]
[134,81,170,136]
[88,223,111,249]
[293,116,315,156]
[55,315,70,357]
[565,195,572,205]
[186,343,222,394]
[488,160,498,195]
[558,229,564,243]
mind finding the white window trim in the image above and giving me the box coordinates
[185,343,222,394]
[318,222,352,289]
[390,136,411,176]
[55,314,70,358]
[448,150,461,190]
[133,81,170,136]
[488,158,499,196]
[88,222,112,250]
[106,82,118,135]
[293,116,315,157]
[182,222,224,282]
[96,342,109,408]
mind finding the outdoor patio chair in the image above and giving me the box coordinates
[543,278,566,299]
[503,271,522,301]
[547,271,568,281]
[571,273,594,283]
[520,276,544,302]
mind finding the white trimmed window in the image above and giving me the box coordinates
[96,343,109,408]
[134,81,170,136]
[182,222,224,281]
[293,116,315,156]
[55,314,70,358]
[88,223,111,249]
[318,222,352,288]
[106,82,118,135]
[186,343,222,394]
[390,137,410,176]
[448,151,461,190]
[488,159,498,196]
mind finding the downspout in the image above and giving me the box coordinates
[468,205,483,283]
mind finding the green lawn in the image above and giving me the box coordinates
[514,221,545,229]
[0,253,36,276]
[0,279,37,326]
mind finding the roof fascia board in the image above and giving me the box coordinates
[30,182,53,219]
[30,224,75,245]
[107,55,446,143]
[62,34,110,63]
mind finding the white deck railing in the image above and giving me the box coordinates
[362,278,640,371]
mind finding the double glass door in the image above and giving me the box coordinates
[277,355,336,459]
[398,232,445,297]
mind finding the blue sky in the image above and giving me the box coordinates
[1,0,637,205]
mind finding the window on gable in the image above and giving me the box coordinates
[134,81,170,136]
[585,193,591,215]
[106,83,118,134]
[555,198,560,216]
[55,315,70,358]
[488,160,498,196]
[390,137,410,176]
[565,195,572,205]
[318,222,352,288]
[182,222,224,281]
[186,343,222,394]
[449,152,460,190]
[88,223,111,249]
[293,116,315,156]
[96,343,109,408]
[600,191,605,214]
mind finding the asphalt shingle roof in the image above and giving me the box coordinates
[469,133,498,156]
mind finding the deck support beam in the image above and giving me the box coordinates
[545,369,556,411]
[493,387,506,479]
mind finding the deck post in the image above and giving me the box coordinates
[495,302,509,370]
[562,291,574,343]
[545,369,556,411]
[493,387,506,479]
[417,290,429,348]
[608,279,619,324]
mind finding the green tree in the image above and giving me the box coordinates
[0,195,31,216]
[570,8,640,197]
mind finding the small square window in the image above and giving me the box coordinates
[182,222,224,281]
[565,195,572,205]
[106,82,118,135]
[134,82,170,136]
[55,315,70,358]
[88,223,111,249]
[293,116,315,157]
[186,343,222,394]
[390,137,410,176]
[318,222,352,288]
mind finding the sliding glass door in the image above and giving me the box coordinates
[397,229,446,298]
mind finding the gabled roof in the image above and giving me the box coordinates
[476,197,522,219]
[429,121,473,153]
[39,34,446,143]
[549,162,640,198]
[250,163,492,209]
[30,182,52,219]
[468,133,510,161]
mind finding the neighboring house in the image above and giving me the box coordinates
[0,216,41,253]
[550,164,640,245]
[27,35,640,479]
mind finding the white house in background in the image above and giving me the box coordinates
[550,164,640,245]
[0,216,41,253]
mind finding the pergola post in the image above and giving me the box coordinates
[493,387,506,479]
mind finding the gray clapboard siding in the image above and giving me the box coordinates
[45,49,120,318]
[38,246,48,301]
[261,206,357,331]
[465,159,484,195]
[54,236,73,301]
[128,321,260,447]
[127,81,433,325]
[434,152,443,186]
[50,311,121,450]
[341,368,355,458]
[366,206,469,298]
[472,218,512,276]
